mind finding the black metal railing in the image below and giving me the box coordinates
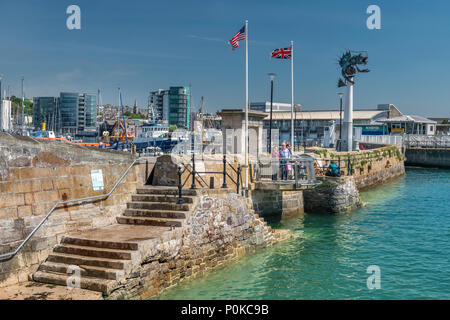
[176,154,241,204]
[255,157,319,188]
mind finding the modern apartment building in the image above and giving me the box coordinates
[148,86,191,130]
[33,92,97,138]
[59,92,97,135]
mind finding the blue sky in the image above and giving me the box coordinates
[0,0,449,116]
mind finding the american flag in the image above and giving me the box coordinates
[271,47,292,59]
[229,26,246,50]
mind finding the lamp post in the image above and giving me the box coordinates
[267,73,276,153]
[338,92,343,151]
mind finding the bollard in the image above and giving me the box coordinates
[210,177,214,189]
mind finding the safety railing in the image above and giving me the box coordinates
[403,134,450,148]
[255,156,321,188]
[359,135,403,146]
[0,157,148,262]
[176,154,241,204]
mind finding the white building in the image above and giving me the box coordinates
[0,100,12,131]
[250,102,294,113]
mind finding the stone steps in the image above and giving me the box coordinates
[117,216,183,228]
[131,194,194,203]
[47,252,129,270]
[61,236,139,251]
[124,208,187,219]
[127,201,191,211]
[33,270,116,294]
[53,244,135,260]
[32,184,199,295]
[38,261,124,280]
[136,186,198,196]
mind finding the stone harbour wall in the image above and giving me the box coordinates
[303,176,362,215]
[0,133,152,287]
[250,187,304,222]
[352,147,405,190]
[107,190,292,299]
[405,148,450,169]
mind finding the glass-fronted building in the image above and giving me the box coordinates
[32,97,59,131]
[60,92,78,133]
[33,92,97,140]
[168,87,190,130]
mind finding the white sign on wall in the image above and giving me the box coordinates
[91,169,104,191]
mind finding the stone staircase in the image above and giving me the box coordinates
[116,186,197,228]
[33,186,198,295]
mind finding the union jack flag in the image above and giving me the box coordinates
[229,26,246,50]
[271,47,292,59]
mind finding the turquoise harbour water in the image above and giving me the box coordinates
[155,168,450,300]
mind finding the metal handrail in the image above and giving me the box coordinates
[0,157,147,262]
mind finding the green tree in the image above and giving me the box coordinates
[10,96,33,116]
[123,111,146,119]
[169,124,178,132]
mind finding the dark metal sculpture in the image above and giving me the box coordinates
[338,50,370,87]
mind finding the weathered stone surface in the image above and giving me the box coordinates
[0,133,153,288]
[106,188,292,300]
[303,176,362,215]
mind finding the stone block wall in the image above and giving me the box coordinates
[351,148,405,190]
[313,146,405,190]
[405,148,450,169]
[107,190,292,299]
[250,188,304,222]
[303,176,362,215]
[0,133,152,287]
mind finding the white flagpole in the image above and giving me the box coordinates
[244,20,249,193]
[290,40,294,151]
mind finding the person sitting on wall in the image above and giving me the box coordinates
[325,160,341,177]
[322,160,330,174]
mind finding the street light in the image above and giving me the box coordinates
[337,92,344,151]
[267,73,276,153]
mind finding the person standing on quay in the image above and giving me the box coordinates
[279,142,291,180]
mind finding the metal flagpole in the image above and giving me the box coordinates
[244,20,249,194]
[290,40,294,150]
[21,77,25,134]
